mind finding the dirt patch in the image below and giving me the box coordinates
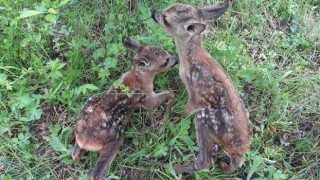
[30,105,68,144]
[120,166,155,180]
[29,104,73,164]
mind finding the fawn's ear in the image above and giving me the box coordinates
[122,37,142,52]
[132,56,149,67]
[198,2,229,21]
[184,22,206,36]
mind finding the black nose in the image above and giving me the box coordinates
[173,56,180,66]
[151,10,158,23]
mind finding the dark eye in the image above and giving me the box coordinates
[163,15,170,26]
[160,58,170,68]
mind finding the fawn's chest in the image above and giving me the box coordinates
[179,59,212,90]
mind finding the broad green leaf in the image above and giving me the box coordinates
[61,158,74,165]
[18,133,24,140]
[93,48,105,60]
[267,165,276,180]
[169,136,178,146]
[294,138,311,152]
[76,84,98,95]
[273,170,288,179]
[59,0,71,7]
[104,57,118,69]
[47,59,65,79]
[49,123,62,135]
[12,138,19,143]
[182,154,194,161]
[103,23,116,34]
[48,135,68,153]
[35,5,47,12]
[29,107,43,120]
[180,135,195,146]
[247,155,264,180]
[13,94,33,109]
[1,175,12,180]
[153,143,168,157]
[0,73,8,85]
[48,8,57,14]
[45,14,57,23]
[0,125,9,134]
[6,84,12,90]
[167,162,177,178]
[19,10,43,18]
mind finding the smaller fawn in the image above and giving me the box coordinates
[152,3,252,173]
[72,38,178,180]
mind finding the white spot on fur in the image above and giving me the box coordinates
[101,112,107,119]
[85,106,94,113]
[214,125,218,131]
[220,97,225,105]
[201,111,205,118]
[221,109,232,122]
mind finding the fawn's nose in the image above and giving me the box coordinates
[172,56,180,66]
[151,10,158,23]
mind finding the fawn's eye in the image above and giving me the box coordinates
[160,58,170,68]
[163,15,170,26]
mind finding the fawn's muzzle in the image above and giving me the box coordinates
[173,56,180,66]
[151,10,158,23]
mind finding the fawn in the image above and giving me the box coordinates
[152,3,252,173]
[72,38,178,180]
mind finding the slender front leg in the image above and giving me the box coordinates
[173,109,214,172]
[89,138,123,180]
[72,142,86,161]
[184,100,194,117]
[219,154,242,173]
[141,92,175,125]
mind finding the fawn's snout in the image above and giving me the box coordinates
[151,10,159,23]
[172,56,179,66]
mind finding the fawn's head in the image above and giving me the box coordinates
[123,38,179,74]
[151,3,228,39]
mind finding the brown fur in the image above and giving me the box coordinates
[152,3,252,173]
[72,38,179,180]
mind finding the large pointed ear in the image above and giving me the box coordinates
[122,37,142,52]
[199,2,229,21]
[185,22,206,36]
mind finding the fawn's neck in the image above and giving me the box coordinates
[122,68,155,94]
[175,35,207,60]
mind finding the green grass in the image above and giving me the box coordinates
[0,0,319,179]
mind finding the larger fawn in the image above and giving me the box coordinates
[72,38,178,180]
[151,3,252,173]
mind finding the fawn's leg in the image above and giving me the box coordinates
[72,143,86,161]
[89,138,123,180]
[184,100,196,117]
[141,92,174,124]
[173,110,213,172]
[219,154,242,173]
